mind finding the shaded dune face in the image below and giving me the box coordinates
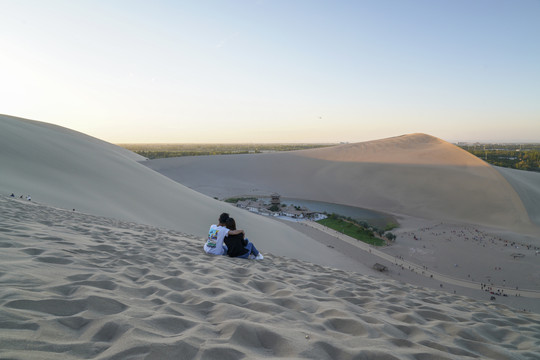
[292,134,530,229]
[496,167,540,227]
[0,114,254,234]
[0,115,300,240]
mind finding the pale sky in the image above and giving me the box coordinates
[1,0,539,143]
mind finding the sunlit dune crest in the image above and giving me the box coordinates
[297,133,486,166]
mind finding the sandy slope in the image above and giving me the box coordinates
[0,114,372,272]
[145,134,534,232]
[1,197,539,360]
[142,129,540,311]
[496,166,540,226]
[1,115,540,358]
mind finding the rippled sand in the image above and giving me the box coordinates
[1,197,539,359]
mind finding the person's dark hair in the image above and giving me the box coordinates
[219,213,229,224]
[225,217,236,230]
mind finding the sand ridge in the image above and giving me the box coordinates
[1,196,539,359]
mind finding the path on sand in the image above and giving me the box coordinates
[302,220,540,299]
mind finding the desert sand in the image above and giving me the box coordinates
[2,196,540,360]
[497,166,540,226]
[144,130,540,309]
[1,114,540,359]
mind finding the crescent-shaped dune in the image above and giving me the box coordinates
[146,134,533,232]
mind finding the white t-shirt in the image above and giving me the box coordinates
[204,224,229,255]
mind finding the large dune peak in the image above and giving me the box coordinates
[297,133,483,166]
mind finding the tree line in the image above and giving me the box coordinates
[118,143,334,159]
[459,145,540,172]
[317,213,397,246]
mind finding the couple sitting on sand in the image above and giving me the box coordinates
[204,213,263,260]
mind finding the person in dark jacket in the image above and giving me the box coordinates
[225,217,263,260]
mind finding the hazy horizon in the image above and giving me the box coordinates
[114,139,540,145]
[1,0,539,143]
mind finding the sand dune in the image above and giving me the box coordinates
[145,134,534,232]
[496,166,540,226]
[2,115,540,358]
[0,114,373,271]
[297,133,483,165]
[1,196,539,359]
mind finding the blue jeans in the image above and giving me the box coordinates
[237,239,260,259]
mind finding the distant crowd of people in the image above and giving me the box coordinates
[10,193,31,201]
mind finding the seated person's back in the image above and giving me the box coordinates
[224,232,248,257]
[224,217,263,260]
